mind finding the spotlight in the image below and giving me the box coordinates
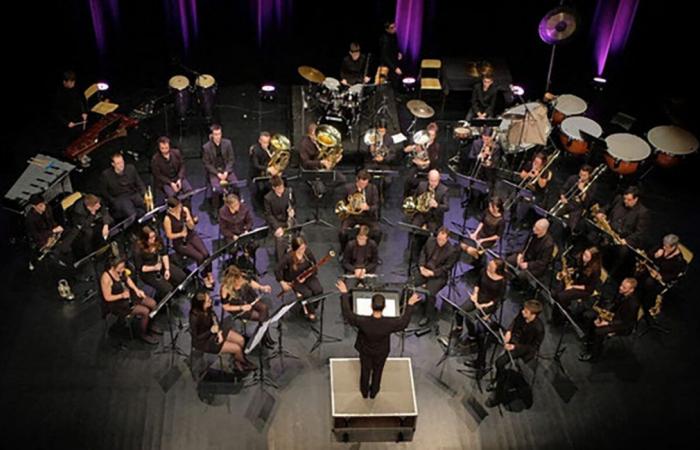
[592,76,607,92]
[97,82,110,91]
[402,76,416,93]
[509,84,525,96]
[260,83,276,101]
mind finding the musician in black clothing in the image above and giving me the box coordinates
[557,164,596,234]
[579,278,640,362]
[219,193,253,242]
[411,169,449,233]
[250,131,275,203]
[299,123,326,170]
[364,122,397,169]
[635,234,687,318]
[100,255,160,345]
[202,124,238,214]
[455,259,507,343]
[264,176,295,262]
[189,291,255,372]
[132,225,187,300]
[466,128,501,191]
[593,186,650,278]
[467,73,498,121]
[101,152,146,220]
[339,170,381,249]
[378,22,402,80]
[275,237,323,321]
[552,246,602,324]
[414,228,459,329]
[337,279,420,398]
[340,42,370,86]
[67,193,113,258]
[484,300,544,407]
[506,218,555,283]
[219,265,275,348]
[460,197,505,270]
[151,136,193,206]
[403,122,440,197]
[53,70,87,143]
[25,194,72,259]
[342,225,379,287]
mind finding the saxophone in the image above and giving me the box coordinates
[144,186,155,212]
[556,255,575,289]
[590,204,625,245]
[335,190,366,219]
[592,300,615,322]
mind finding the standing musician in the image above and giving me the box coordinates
[337,279,419,399]
[342,225,379,287]
[578,278,639,362]
[162,196,214,289]
[552,246,602,323]
[151,136,193,207]
[592,185,650,278]
[101,152,146,221]
[557,164,596,234]
[484,300,545,407]
[460,196,505,271]
[275,236,324,321]
[132,225,187,301]
[189,291,255,373]
[340,42,371,86]
[264,175,295,262]
[220,265,275,348]
[100,255,161,345]
[467,72,497,121]
[338,170,380,250]
[202,124,238,216]
[403,122,440,197]
[250,131,276,202]
[53,70,87,144]
[635,234,687,318]
[506,218,555,285]
[455,258,507,344]
[67,193,113,258]
[378,21,402,81]
[414,227,459,331]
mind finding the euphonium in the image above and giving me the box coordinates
[315,124,344,169]
[268,134,291,174]
[335,191,366,219]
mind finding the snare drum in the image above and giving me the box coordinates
[169,75,191,119]
[552,94,587,125]
[647,125,699,168]
[453,126,472,141]
[604,133,651,175]
[319,77,342,106]
[559,116,603,155]
[344,83,364,109]
[195,74,217,119]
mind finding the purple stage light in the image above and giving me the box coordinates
[395,0,424,67]
[593,0,639,76]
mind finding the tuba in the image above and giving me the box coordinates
[315,124,343,169]
[335,191,366,219]
[268,134,291,174]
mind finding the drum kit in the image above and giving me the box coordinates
[406,99,435,133]
[168,73,218,120]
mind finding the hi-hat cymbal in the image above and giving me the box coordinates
[407,99,435,119]
[298,66,325,84]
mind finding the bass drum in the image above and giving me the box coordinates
[318,113,348,139]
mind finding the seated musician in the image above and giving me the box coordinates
[275,236,323,321]
[592,185,650,278]
[132,225,187,301]
[189,290,255,372]
[26,194,72,263]
[465,128,501,186]
[67,193,113,258]
[467,73,497,121]
[403,122,440,197]
[484,300,545,407]
[162,196,214,289]
[101,152,146,221]
[151,136,193,207]
[411,169,449,232]
[219,265,275,349]
[414,227,459,331]
[339,170,380,249]
[264,175,295,262]
[557,164,596,235]
[299,123,331,170]
[202,124,238,216]
[460,196,505,271]
[53,70,87,144]
[635,234,687,319]
[513,151,553,224]
[365,121,397,170]
[455,258,507,346]
[552,246,602,323]
[100,255,161,345]
[250,131,275,203]
[219,193,256,270]
[579,277,639,362]
[506,218,555,285]
[340,42,370,86]
[342,225,379,288]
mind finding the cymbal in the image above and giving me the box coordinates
[465,61,480,78]
[539,7,577,44]
[298,66,325,84]
[406,100,435,119]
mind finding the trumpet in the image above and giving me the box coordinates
[549,165,606,217]
[37,230,63,261]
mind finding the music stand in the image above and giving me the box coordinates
[397,221,432,278]
[367,168,399,226]
[351,289,401,317]
[304,290,341,353]
[300,169,337,228]
[436,294,473,367]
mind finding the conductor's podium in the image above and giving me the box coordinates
[330,357,418,442]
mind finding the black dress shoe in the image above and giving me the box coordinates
[418,317,429,327]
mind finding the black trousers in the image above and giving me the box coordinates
[414,273,447,321]
[359,351,388,398]
[140,264,187,300]
[112,192,146,221]
[295,275,323,314]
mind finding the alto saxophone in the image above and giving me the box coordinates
[556,255,575,289]
[592,300,615,322]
